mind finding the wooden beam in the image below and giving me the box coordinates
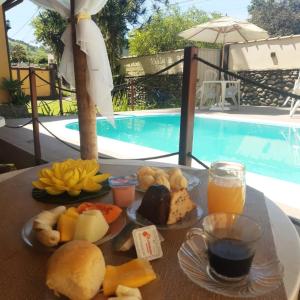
[70,0,98,160]
[178,47,198,166]
[3,0,23,11]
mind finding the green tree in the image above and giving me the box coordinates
[34,48,48,65]
[11,44,27,63]
[31,10,67,64]
[248,0,300,36]
[32,0,167,73]
[128,6,221,56]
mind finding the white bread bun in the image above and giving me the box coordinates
[46,240,106,300]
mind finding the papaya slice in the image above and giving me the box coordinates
[77,202,122,224]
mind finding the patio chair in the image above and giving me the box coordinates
[290,99,300,117]
[224,81,240,108]
[197,69,219,108]
[282,72,300,108]
[288,79,300,117]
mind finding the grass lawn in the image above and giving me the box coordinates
[28,99,78,116]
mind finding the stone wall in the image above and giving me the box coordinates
[123,74,183,108]
[238,69,299,106]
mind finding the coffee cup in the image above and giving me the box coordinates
[187,213,262,282]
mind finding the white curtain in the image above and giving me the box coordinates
[31,0,114,124]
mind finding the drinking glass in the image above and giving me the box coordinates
[187,213,262,281]
[208,161,245,214]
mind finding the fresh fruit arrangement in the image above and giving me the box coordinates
[33,202,122,247]
[137,166,188,191]
[32,159,110,196]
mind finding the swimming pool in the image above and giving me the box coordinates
[66,114,300,184]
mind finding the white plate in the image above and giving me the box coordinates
[127,199,203,230]
[21,212,126,252]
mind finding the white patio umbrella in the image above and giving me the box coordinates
[178,16,269,44]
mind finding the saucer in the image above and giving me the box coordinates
[177,235,284,298]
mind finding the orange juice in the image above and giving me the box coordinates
[208,181,245,214]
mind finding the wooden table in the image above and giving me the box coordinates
[0,159,299,300]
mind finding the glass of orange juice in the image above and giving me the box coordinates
[208,161,245,215]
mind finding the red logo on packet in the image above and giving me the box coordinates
[142,231,151,239]
[132,225,163,261]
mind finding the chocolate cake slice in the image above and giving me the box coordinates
[137,185,171,225]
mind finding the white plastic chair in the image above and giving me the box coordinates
[224,81,240,107]
[216,72,240,110]
[289,79,300,117]
[290,100,300,117]
[283,72,300,108]
[197,69,219,108]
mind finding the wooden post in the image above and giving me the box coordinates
[16,68,20,81]
[29,67,42,165]
[49,64,58,98]
[58,77,63,116]
[70,0,98,160]
[178,47,198,166]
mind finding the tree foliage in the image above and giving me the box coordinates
[9,38,48,65]
[31,0,167,73]
[11,44,27,63]
[248,0,300,36]
[31,10,67,64]
[128,6,221,56]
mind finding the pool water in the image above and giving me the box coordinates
[66,114,300,184]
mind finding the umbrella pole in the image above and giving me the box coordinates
[70,0,98,160]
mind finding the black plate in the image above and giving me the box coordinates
[32,181,110,204]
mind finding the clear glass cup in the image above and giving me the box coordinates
[207,161,245,215]
[187,213,262,282]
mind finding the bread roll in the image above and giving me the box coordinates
[46,240,106,300]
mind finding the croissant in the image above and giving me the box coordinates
[155,175,171,190]
[138,174,155,191]
[137,166,155,177]
[169,173,188,191]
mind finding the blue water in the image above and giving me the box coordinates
[66,114,300,184]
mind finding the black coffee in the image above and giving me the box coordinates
[208,238,254,278]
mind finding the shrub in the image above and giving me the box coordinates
[0,78,30,105]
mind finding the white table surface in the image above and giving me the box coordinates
[0,161,299,299]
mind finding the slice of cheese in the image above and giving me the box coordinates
[167,189,196,225]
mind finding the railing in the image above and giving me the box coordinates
[5,62,208,168]
[5,46,300,169]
